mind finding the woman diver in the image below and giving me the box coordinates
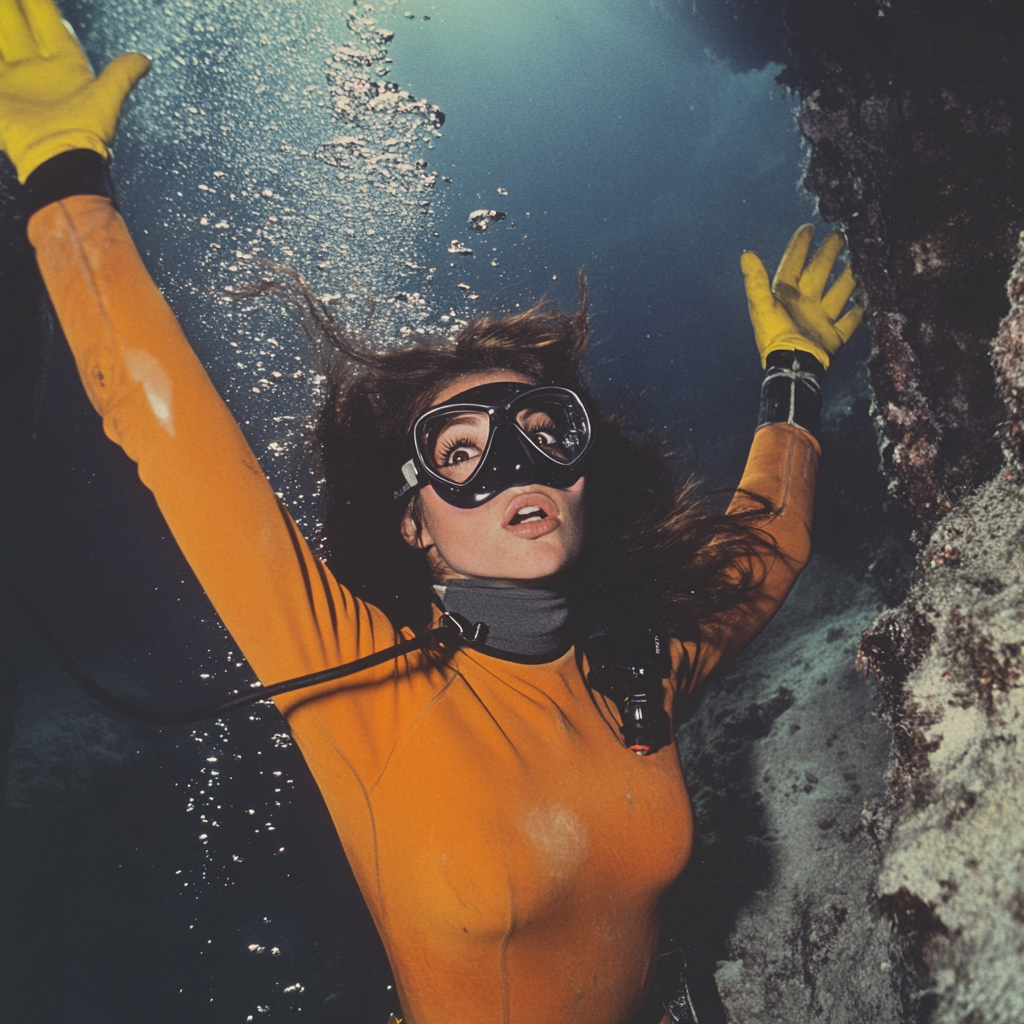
[0,1,862,1021]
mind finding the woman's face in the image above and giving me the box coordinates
[400,371,587,586]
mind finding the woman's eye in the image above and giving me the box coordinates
[436,437,480,467]
[446,445,476,465]
[520,414,561,450]
[520,412,557,436]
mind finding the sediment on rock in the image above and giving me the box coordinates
[865,472,1024,1024]
[857,231,1024,1024]
[674,558,913,1024]
[991,233,1024,470]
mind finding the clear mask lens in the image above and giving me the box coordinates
[422,411,490,483]
[512,395,587,464]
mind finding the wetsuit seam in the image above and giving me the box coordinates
[367,660,462,794]
[756,417,812,436]
[460,645,578,677]
[463,640,575,665]
[51,200,121,403]
[274,500,325,657]
[776,427,796,517]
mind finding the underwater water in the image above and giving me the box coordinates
[0,1,871,1021]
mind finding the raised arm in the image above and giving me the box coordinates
[681,225,863,693]
[1,0,399,696]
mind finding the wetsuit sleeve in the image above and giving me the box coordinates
[676,421,819,697]
[26,194,402,705]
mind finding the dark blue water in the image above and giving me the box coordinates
[1,2,867,1021]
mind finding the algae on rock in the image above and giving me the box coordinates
[861,235,1024,1024]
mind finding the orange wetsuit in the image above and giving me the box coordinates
[28,195,819,1024]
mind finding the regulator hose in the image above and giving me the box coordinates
[14,581,481,725]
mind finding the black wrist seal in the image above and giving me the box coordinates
[757,349,824,438]
[24,149,113,218]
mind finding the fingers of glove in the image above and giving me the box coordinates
[740,249,775,314]
[21,0,76,58]
[821,264,857,320]
[801,231,846,298]
[834,304,864,345]
[93,50,150,113]
[0,0,41,64]
[771,223,814,294]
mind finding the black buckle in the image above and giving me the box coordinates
[436,611,487,647]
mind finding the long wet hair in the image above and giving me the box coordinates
[236,269,776,646]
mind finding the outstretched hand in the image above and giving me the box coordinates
[741,224,864,369]
[0,0,149,182]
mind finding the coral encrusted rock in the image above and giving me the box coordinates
[859,232,1024,1024]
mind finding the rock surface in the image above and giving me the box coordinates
[674,558,914,1024]
[682,2,1024,1021]
[860,236,1024,1024]
[692,0,1024,536]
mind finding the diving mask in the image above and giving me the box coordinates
[394,381,593,509]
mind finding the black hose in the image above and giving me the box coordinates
[14,580,477,725]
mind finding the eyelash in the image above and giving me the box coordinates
[436,435,478,463]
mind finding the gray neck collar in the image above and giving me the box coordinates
[434,578,571,661]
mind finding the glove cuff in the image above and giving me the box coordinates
[759,334,831,370]
[16,130,111,184]
[757,349,825,438]
[24,149,113,218]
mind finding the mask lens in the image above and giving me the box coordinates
[419,410,491,483]
[514,394,589,464]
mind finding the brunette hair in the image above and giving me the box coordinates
[236,268,776,649]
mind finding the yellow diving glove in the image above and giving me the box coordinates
[741,223,864,370]
[0,0,149,183]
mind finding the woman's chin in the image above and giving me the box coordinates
[457,548,576,586]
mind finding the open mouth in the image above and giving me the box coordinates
[509,505,548,526]
[503,493,560,536]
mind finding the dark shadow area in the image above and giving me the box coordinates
[0,161,50,1002]
[816,396,916,605]
[666,673,791,957]
[0,166,47,823]
[1,696,399,1024]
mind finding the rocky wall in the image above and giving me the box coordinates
[858,236,1024,1024]
[691,0,1024,535]
[681,2,1024,1021]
